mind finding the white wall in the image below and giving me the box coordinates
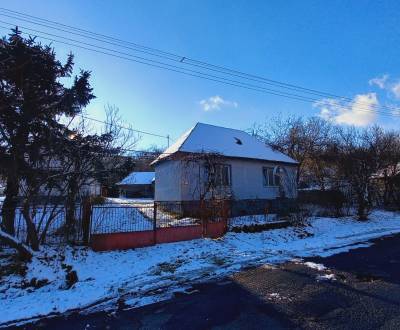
[230,159,297,199]
[229,159,279,199]
[155,160,182,201]
[155,158,298,201]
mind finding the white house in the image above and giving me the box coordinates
[151,123,298,215]
[116,172,155,198]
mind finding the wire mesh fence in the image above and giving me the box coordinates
[90,204,154,234]
[1,205,85,245]
[1,200,231,246]
[90,200,230,235]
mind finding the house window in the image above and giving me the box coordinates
[263,167,280,187]
[207,164,231,187]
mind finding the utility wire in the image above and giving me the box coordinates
[0,22,326,104]
[80,115,168,139]
[0,21,398,119]
[1,7,399,115]
[0,11,344,99]
[0,19,325,103]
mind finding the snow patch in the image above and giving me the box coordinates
[316,274,336,281]
[1,210,400,326]
[303,262,327,271]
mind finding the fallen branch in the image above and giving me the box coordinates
[0,229,34,261]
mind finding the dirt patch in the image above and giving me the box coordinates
[355,273,382,283]
[151,259,184,275]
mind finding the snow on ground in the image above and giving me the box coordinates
[1,210,400,326]
[0,206,69,243]
[105,197,154,205]
[316,274,336,281]
[101,198,200,229]
[91,205,154,233]
[106,198,279,230]
[303,262,327,271]
[229,214,278,228]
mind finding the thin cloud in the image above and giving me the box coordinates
[314,93,379,126]
[391,81,400,99]
[368,74,400,100]
[200,95,238,112]
[369,74,389,89]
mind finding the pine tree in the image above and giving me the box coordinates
[0,28,95,235]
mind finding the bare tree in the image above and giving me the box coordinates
[327,126,386,220]
[253,116,333,188]
[181,152,233,202]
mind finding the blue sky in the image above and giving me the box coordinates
[2,1,400,148]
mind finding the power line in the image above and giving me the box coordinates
[0,18,325,103]
[0,11,396,116]
[80,115,169,139]
[0,22,398,119]
[0,22,324,104]
[0,8,372,99]
[1,7,399,116]
[0,10,342,99]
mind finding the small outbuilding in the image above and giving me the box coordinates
[117,172,155,198]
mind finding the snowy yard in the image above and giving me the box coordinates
[1,210,400,326]
[229,214,279,228]
[0,206,70,243]
[1,198,279,240]
[91,198,200,234]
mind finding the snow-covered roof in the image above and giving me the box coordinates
[117,172,155,185]
[152,123,297,164]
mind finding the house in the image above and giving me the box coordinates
[151,123,298,216]
[117,171,155,198]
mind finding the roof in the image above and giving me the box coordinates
[117,172,155,185]
[152,123,297,165]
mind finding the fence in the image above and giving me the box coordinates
[1,198,293,251]
[0,204,88,245]
[89,200,229,251]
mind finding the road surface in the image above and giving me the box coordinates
[14,234,400,330]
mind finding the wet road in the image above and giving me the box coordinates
[15,234,400,330]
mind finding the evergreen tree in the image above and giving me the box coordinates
[0,28,94,235]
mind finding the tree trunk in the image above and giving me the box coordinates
[65,177,79,241]
[21,202,40,251]
[1,175,19,235]
[356,190,368,221]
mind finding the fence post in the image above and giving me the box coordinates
[201,199,207,237]
[82,197,92,245]
[223,199,229,234]
[153,202,157,245]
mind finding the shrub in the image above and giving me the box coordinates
[91,195,106,205]
[298,190,347,217]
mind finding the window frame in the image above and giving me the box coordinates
[206,163,232,187]
[262,166,280,187]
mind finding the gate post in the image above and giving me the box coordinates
[82,197,92,245]
[153,202,157,245]
[200,199,208,237]
[223,199,230,234]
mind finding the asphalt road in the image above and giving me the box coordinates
[14,234,400,330]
